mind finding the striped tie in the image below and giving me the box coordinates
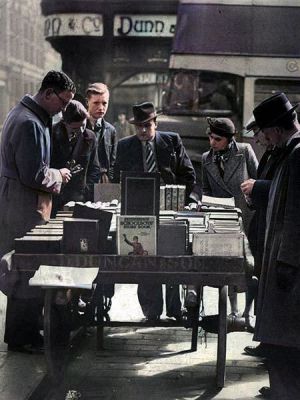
[145,141,156,172]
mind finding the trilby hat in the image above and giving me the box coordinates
[129,102,161,124]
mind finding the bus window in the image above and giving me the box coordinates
[255,79,300,108]
[163,70,242,119]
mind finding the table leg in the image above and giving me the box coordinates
[191,287,202,351]
[216,285,228,388]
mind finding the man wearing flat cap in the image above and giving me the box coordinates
[113,101,198,322]
[202,117,258,316]
[86,82,117,183]
[250,92,300,399]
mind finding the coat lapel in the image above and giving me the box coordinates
[223,145,243,183]
[155,131,172,169]
[204,151,231,193]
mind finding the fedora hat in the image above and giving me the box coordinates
[129,102,160,124]
[253,92,298,129]
[206,117,236,138]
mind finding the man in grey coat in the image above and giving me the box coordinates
[252,93,300,399]
[0,70,75,353]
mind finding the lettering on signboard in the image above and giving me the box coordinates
[114,15,177,37]
[44,14,103,38]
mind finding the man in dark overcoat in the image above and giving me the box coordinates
[86,83,117,183]
[113,101,198,321]
[251,93,300,399]
[0,70,75,352]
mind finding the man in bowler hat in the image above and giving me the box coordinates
[113,101,198,321]
[251,92,300,399]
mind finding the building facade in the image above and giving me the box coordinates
[0,0,61,127]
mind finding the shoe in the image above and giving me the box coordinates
[145,315,160,323]
[244,343,266,358]
[166,313,183,323]
[199,314,247,334]
[259,386,271,398]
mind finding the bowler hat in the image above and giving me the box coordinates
[206,117,236,138]
[129,102,160,124]
[253,92,298,129]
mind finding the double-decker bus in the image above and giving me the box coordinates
[159,0,300,169]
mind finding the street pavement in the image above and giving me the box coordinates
[0,286,268,400]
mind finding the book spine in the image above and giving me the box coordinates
[177,185,186,211]
[165,185,172,210]
[171,185,178,211]
[160,186,166,210]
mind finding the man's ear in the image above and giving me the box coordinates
[44,88,53,99]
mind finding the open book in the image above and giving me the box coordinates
[29,265,99,289]
[201,195,235,209]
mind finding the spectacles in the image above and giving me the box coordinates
[53,90,70,108]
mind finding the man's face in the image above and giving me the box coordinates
[135,119,157,141]
[64,119,86,137]
[253,127,269,147]
[262,126,282,146]
[208,133,229,152]
[45,89,74,116]
[87,92,109,120]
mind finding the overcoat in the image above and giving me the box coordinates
[254,135,300,348]
[202,140,258,235]
[0,95,62,261]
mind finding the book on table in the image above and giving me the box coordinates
[117,215,157,256]
[201,195,235,209]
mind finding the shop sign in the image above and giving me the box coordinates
[44,14,103,38]
[114,15,177,37]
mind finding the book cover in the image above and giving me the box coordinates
[177,185,186,211]
[121,171,160,216]
[117,215,157,256]
[165,184,172,210]
[171,184,178,211]
[94,183,121,203]
[201,195,235,209]
[160,185,166,210]
[192,232,244,257]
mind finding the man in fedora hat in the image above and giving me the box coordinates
[86,82,117,183]
[250,92,300,399]
[113,101,198,322]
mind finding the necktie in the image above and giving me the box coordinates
[145,141,156,172]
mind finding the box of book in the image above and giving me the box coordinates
[117,215,157,255]
[192,232,244,257]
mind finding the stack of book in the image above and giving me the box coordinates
[160,185,186,211]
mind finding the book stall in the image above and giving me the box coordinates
[7,173,249,389]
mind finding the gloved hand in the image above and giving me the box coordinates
[276,261,298,292]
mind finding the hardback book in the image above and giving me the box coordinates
[94,183,121,203]
[117,215,157,256]
[121,171,160,216]
[72,202,113,249]
[160,186,166,210]
[63,218,99,254]
[165,184,172,210]
[29,265,99,289]
[177,185,186,211]
[30,228,64,236]
[14,235,62,254]
[192,232,244,257]
[157,220,188,255]
[201,195,235,209]
[171,184,178,211]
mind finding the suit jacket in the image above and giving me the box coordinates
[113,131,196,198]
[202,140,258,234]
[87,118,117,181]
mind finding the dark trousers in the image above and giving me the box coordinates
[264,343,300,400]
[4,297,43,347]
[137,284,181,318]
